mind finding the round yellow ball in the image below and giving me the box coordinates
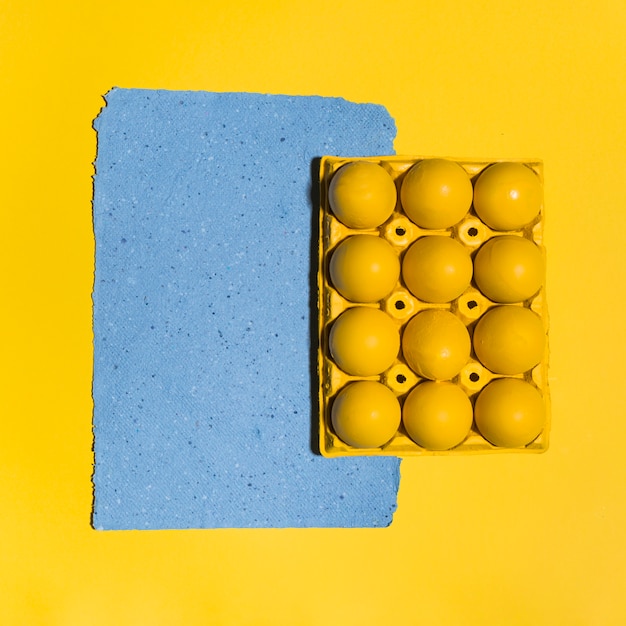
[329,235,400,303]
[473,162,542,231]
[331,381,401,448]
[402,382,473,450]
[474,378,545,448]
[402,236,472,303]
[329,307,399,376]
[401,309,470,380]
[328,161,397,229]
[473,236,544,303]
[400,159,473,229]
[473,306,545,375]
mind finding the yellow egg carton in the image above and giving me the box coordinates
[317,155,550,457]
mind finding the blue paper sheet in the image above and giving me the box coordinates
[92,89,400,529]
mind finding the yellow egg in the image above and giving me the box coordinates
[329,235,400,303]
[328,161,397,229]
[401,309,470,380]
[474,378,545,447]
[331,381,401,448]
[400,158,473,229]
[402,382,473,450]
[402,236,472,303]
[473,235,544,303]
[329,307,399,376]
[473,305,545,375]
[473,162,542,231]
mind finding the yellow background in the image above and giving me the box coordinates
[1,0,625,623]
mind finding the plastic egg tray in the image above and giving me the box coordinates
[317,156,550,457]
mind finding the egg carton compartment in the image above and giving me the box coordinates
[317,156,550,457]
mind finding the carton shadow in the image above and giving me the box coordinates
[309,157,322,455]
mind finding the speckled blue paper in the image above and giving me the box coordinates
[92,89,400,529]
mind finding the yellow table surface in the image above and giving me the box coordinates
[1,1,625,623]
